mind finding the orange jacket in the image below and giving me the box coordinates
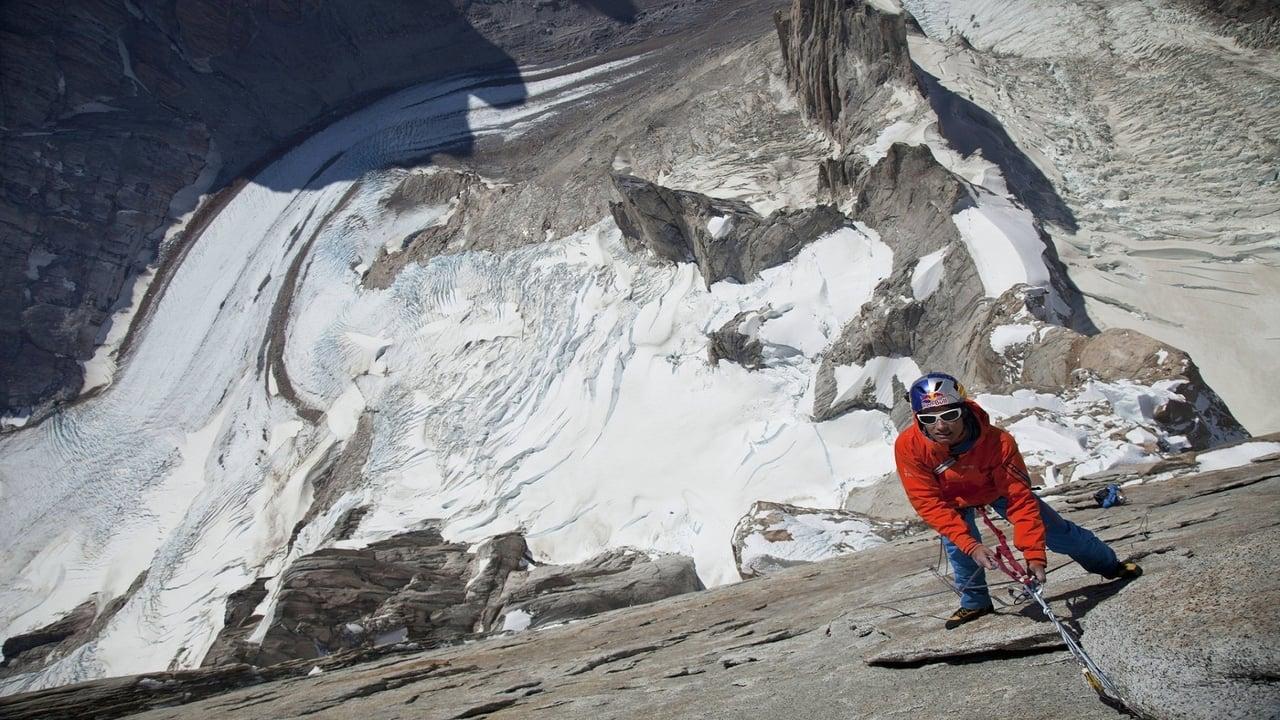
[894,401,1047,565]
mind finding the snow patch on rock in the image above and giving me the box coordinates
[977,379,1197,482]
[989,324,1037,354]
[706,215,733,239]
[910,247,947,300]
[733,502,905,579]
[1196,442,1280,473]
[833,356,922,408]
[501,609,533,633]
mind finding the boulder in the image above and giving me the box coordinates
[608,173,847,286]
[1074,329,1246,448]
[1086,525,1280,719]
[842,471,921,523]
[1018,326,1249,450]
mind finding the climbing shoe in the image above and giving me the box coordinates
[1102,560,1143,580]
[944,604,994,630]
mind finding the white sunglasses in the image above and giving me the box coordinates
[917,407,963,425]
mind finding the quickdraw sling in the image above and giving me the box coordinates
[978,509,1131,711]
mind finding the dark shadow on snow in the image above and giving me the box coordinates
[913,65,1078,233]
[248,0,641,190]
[914,64,1099,334]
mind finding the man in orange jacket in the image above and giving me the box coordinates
[895,372,1141,629]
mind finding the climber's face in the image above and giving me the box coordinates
[918,404,965,445]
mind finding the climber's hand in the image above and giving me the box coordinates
[1028,561,1047,584]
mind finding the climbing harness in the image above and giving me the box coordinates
[978,509,1130,710]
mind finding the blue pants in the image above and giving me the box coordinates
[944,496,1119,609]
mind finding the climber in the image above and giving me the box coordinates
[894,372,1142,629]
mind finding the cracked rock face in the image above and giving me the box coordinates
[495,549,704,631]
[218,527,491,667]
[775,0,916,147]
[608,173,847,286]
[4,457,1274,720]
[201,526,701,669]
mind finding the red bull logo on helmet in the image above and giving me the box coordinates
[922,390,948,406]
[909,373,967,411]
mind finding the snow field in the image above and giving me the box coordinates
[299,221,900,600]
[0,55,655,692]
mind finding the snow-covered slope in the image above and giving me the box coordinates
[902,0,1280,434]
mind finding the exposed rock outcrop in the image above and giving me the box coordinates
[608,173,846,286]
[212,527,518,667]
[0,572,147,680]
[707,311,767,370]
[361,169,507,290]
[203,525,701,668]
[731,500,918,579]
[493,549,704,631]
[1088,524,1280,718]
[774,0,916,147]
[0,601,97,677]
[1024,327,1248,449]
[810,143,990,418]
[707,307,798,370]
[199,578,270,669]
[806,140,1247,449]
